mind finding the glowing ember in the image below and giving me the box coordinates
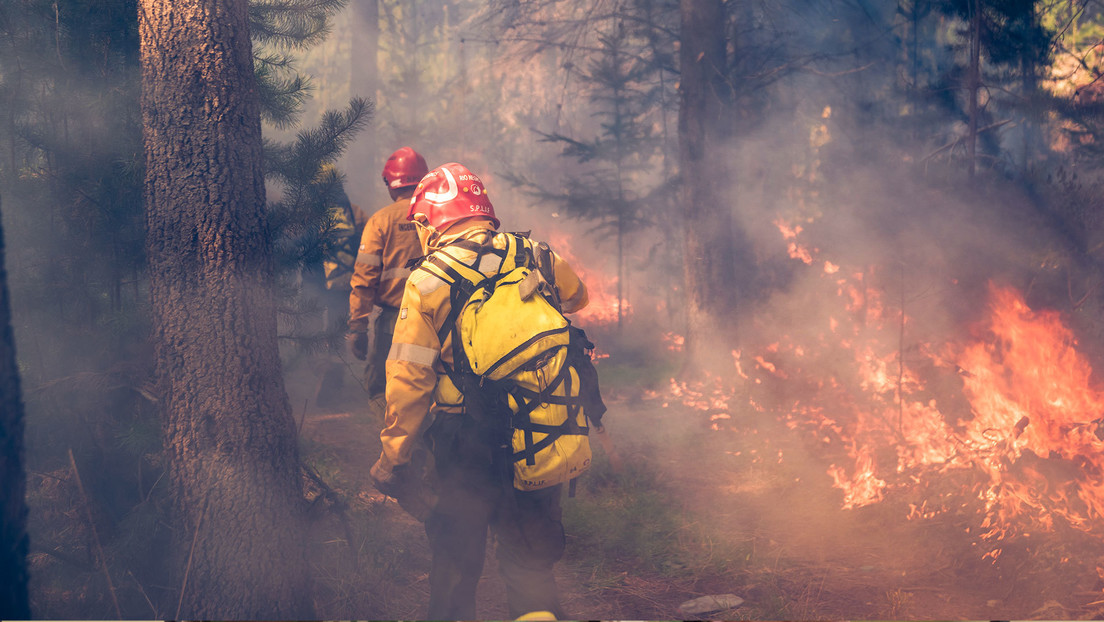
[775,217,815,264]
[663,332,685,352]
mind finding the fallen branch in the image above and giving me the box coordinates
[924,119,1014,162]
[301,464,358,571]
[31,545,94,572]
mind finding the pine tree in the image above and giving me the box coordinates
[927,0,1055,175]
[507,9,671,330]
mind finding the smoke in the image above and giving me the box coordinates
[101,0,1104,616]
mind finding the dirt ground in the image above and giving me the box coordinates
[290,356,1104,621]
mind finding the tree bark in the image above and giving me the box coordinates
[679,0,743,370]
[138,0,312,618]
[0,191,31,620]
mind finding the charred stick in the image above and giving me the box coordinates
[68,449,123,618]
[127,569,160,618]
[898,265,906,436]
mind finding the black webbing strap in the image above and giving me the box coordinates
[424,256,474,351]
[427,235,512,393]
[509,364,568,466]
[507,362,588,466]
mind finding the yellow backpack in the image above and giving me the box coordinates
[421,233,605,492]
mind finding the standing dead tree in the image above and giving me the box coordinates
[678,0,745,369]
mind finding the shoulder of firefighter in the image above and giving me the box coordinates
[371,224,589,482]
[349,201,369,230]
[348,198,423,334]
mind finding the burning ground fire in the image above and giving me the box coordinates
[548,233,627,328]
[642,216,1104,567]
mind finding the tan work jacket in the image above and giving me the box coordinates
[348,198,422,333]
[371,222,589,480]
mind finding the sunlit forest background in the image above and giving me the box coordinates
[7,0,1104,619]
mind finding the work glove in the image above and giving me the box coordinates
[370,459,437,522]
[348,331,369,361]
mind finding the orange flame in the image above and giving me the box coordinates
[547,233,628,328]
[774,217,816,264]
[787,280,1104,554]
[652,213,1104,562]
[663,332,684,352]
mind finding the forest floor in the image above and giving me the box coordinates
[288,351,1104,621]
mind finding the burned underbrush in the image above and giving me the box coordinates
[22,361,171,619]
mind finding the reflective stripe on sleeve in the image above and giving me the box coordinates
[388,342,439,367]
[356,253,382,266]
[382,267,412,281]
[477,254,501,275]
[415,273,448,296]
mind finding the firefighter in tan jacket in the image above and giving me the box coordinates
[347,147,428,397]
[369,162,588,620]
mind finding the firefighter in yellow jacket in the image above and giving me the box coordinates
[370,162,589,620]
[347,147,428,397]
[314,184,368,409]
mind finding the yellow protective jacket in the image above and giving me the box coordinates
[372,222,589,480]
[348,198,422,333]
[322,202,368,291]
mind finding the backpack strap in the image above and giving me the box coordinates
[510,234,563,312]
[404,255,427,270]
[507,360,588,466]
[534,240,561,309]
[417,232,516,380]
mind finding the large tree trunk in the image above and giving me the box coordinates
[138,0,312,618]
[679,0,742,370]
[0,192,30,620]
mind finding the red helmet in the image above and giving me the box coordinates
[407,162,499,230]
[381,146,429,190]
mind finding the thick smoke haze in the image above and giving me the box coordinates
[7,0,1104,618]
